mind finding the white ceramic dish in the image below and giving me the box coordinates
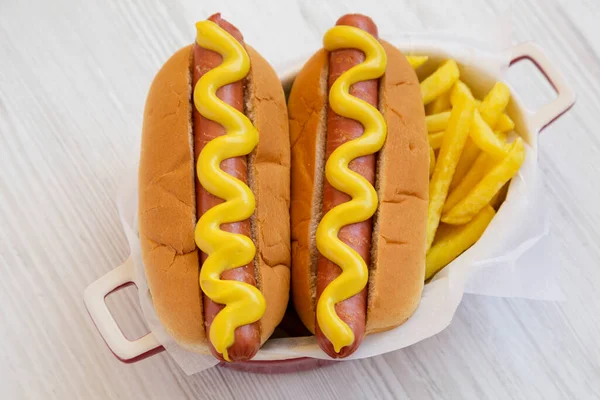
[84,40,574,370]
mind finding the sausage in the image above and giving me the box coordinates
[193,13,260,361]
[315,14,379,358]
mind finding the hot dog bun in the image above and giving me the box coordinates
[138,44,290,354]
[289,41,427,335]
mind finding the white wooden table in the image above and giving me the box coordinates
[1,0,599,398]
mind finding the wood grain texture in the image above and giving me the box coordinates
[1,0,599,399]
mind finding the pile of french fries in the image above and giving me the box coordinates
[407,56,526,280]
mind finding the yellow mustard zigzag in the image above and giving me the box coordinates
[316,26,388,353]
[193,20,265,362]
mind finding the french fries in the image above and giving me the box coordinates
[431,111,514,136]
[426,111,451,133]
[479,82,511,127]
[426,90,452,115]
[470,110,509,159]
[450,139,480,190]
[442,138,525,225]
[407,55,429,69]
[419,60,526,278]
[426,87,475,249]
[449,82,507,159]
[443,152,492,213]
[427,109,513,136]
[425,206,495,280]
[450,81,473,105]
[429,147,436,178]
[421,60,460,105]
[419,58,524,279]
[495,131,508,143]
[495,113,515,133]
[428,131,445,150]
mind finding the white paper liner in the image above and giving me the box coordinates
[115,17,562,374]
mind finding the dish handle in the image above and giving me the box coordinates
[507,42,575,132]
[84,257,161,360]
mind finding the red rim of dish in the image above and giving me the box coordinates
[218,357,337,373]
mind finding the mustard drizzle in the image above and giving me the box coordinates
[193,20,265,362]
[315,25,388,354]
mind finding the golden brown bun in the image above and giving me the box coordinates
[289,41,427,335]
[138,44,290,354]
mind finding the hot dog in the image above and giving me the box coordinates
[193,14,260,362]
[315,14,379,358]
[290,14,428,358]
[139,13,290,362]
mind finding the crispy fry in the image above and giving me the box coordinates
[479,82,511,127]
[442,138,525,225]
[426,111,451,133]
[407,55,429,69]
[428,131,445,150]
[451,84,507,158]
[495,113,515,133]
[449,82,510,187]
[425,206,495,280]
[453,82,513,131]
[426,90,452,115]
[426,89,475,249]
[450,139,480,190]
[443,152,493,212]
[470,109,509,159]
[495,131,508,142]
[426,108,514,138]
[429,146,436,178]
[450,81,473,106]
[421,60,460,105]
